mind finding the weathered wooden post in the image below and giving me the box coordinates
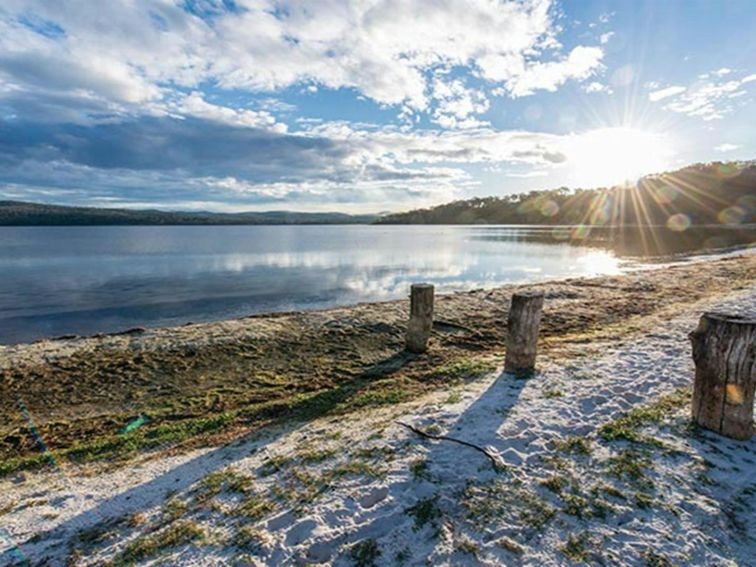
[504,290,544,376]
[690,312,756,440]
[406,283,434,353]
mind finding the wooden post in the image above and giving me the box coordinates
[690,312,756,440]
[505,291,544,376]
[406,284,434,353]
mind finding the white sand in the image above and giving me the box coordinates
[1,286,755,566]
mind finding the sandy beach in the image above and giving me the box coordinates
[0,251,755,566]
[3,0,756,563]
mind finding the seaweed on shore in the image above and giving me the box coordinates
[0,254,753,476]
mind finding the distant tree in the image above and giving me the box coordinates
[376,161,756,227]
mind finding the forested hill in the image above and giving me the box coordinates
[0,202,377,226]
[377,161,756,226]
[3,161,753,227]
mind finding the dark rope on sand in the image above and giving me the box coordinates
[396,421,506,470]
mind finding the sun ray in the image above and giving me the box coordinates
[661,171,731,214]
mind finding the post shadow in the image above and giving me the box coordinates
[1,350,420,565]
[294,367,533,560]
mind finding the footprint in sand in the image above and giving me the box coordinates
[358,486,389,509]
[285,518,319,546]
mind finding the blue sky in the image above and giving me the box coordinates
[0,0,754,213]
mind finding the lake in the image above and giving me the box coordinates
[0,225,756,344]
[1,224,635,344]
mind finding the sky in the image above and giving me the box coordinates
[0,0,754,213]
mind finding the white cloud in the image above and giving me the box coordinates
[599,32,614,44]
[296,121,570,167]
[0,1,662,211]
[648,86,686,102]
[664,80,747,121]
[583,81,612,94]
[504,46,604,97]
[430,78,490,129]
[173,92,286,132]
[714,143,740,152]
[505,170,550,178]
[648,70,756,120]
[0,0,604,127]
[0,109,679,212]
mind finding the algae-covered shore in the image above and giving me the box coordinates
[0,252,754,478]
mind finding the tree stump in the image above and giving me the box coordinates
[690,312,756,440]
[504,291,544,376]
[406,284,434,353]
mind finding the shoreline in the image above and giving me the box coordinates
[1,244,753,350]
[0,251,754,477]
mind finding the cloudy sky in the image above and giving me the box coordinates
[0,0,754,213]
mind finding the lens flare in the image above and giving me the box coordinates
[726,384,744,405]
[590,204,610,225]
[717,206,746,225]
[666,213,691,232]
[654,185,678,205]
[571,224,591,239]
[18,400,61,473]
[0,528,29,566]
[120,415,150,435]
[539,200,559,217]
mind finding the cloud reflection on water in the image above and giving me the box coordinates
[0,225,625,343]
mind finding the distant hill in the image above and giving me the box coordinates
[3,161,754,229]
[377,161,756,227]
[0,201,377,226]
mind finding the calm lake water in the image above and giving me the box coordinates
[0,225,633,344]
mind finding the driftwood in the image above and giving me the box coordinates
[504,291,544,376]
[396,421,506,469]
[406,284,434,353]
[690,312,756,440]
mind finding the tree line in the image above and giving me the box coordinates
[377,161,755,227]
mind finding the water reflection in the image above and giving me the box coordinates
[468,224,755,257]
[0,225,632,344]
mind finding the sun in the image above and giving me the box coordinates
[565,127,674,188]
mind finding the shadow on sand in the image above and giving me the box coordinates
[2,351,421,565]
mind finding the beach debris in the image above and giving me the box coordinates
[396,421,507,471]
